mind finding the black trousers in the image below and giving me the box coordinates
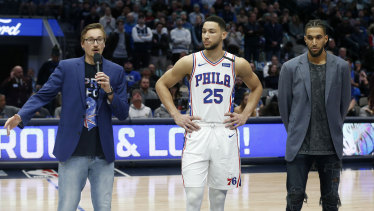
[286,154,342,211]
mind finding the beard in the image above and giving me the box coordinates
[308,47,324,57]
[204,40,220,50]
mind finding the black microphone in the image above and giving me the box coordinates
[93,53,102,73]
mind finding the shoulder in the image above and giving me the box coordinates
[234,56,251,72]
[282,54,304,69]
[329,53,348,65]
[175,53,194,67]
[104,58,122,69]
[234,56,249,66]
[60,57,82,65]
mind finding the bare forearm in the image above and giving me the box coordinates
[155,82,180,117]
[242,86,262,118]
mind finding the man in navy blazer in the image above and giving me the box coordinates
[278,20,351,211]
[5,23,129,211]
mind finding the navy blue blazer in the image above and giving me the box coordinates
[18,56,129,163]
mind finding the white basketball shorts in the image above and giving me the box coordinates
[182,122,241,190]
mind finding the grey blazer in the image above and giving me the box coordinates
[278,52,351,162]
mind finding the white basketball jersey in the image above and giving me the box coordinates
[189,51,236,123]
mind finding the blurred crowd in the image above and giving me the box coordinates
[1,0,374,119]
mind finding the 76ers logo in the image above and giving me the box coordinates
[227,177,241,186]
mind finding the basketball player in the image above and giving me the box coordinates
[155,16,262,211]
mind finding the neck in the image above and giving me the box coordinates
[308,50,327,65]
[133,101,142,109]
[85,55,95,65]
[203,49,225,62]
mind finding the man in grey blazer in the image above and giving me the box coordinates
[278,19,351,211]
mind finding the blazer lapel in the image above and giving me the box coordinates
[298,53,311,101]
[325,53,336,105]
[76,56,86,108]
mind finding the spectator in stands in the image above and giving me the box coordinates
[139,77,158,103]
[213,0,225,15]
[26,68,37,93]
[129,89,152,118]
[234,92,260,117]
[81,5,100,30]
[36,45,60,90]
[264,12,283,61]
[355,61,369,97]
[124,61,141,92]
[104,17,131,66]
[124,12,136,36]
[99,6,116,35]
[0,65,32,108]
[32,107,51,118]
[143,64,160,88]
[280,41,295,63]
[36,45,61,115]
[0,94,20,119]
[150,22,170,72]
[191,14,204,51]
[244,12,261,62]
[189,3,205,24]
[236,8,248,25]
[338,47,347,60]
[181,11,192,31]
[234,76,249,106]
[111,0,124,19]
[132,15,153,69]
[259,95,280,116]
[326,38,339,55]
[263,55,282,78]
[79,1,91,29]
[54,106,61,118]
[360,75,374,117]
[264,64,280,90]
[336,17,355,48]
[288,14,303,41]
[219,2,236,23]
[225,22,242,55]
[154,104,171,118]
[170,18,191,64]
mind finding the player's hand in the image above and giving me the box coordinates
[4,114,22,136]
[224,112,249,130]
[173,113,201,133]
[95,72,111,93]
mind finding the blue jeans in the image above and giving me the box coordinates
[286,154,342,211]
[57,156,114,211]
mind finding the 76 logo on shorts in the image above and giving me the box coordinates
[227,177,241,186]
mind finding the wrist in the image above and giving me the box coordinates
[170,110,181,118]
[14,114,22,122]
[105,86,114,95]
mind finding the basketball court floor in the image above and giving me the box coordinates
[0,161,373,210]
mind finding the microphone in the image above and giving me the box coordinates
[93,53,102,73]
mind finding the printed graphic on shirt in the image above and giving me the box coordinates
[84,77,99,130]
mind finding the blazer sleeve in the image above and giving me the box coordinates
[18,63,64,125]
[108,66,129,120]
[278,63,292,130]
[340,61,351,120]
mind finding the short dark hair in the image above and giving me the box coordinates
[304,19,326,35]
[204,15,226,31]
